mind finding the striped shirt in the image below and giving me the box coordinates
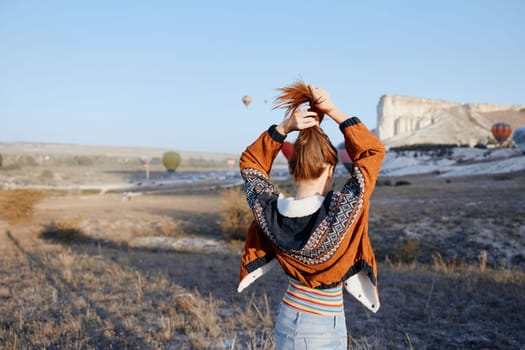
[282,278,344,316]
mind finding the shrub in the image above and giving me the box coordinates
[156,217,178,236]
[377,179,392,186]
[4,163,21,171]
[40,217,84,242]
[395,180,411,186]
[0,153,2,168]
[493,174,513,181]
[394,238,421,263]
[219,187,253,241]
[40,169,54,180]
[17,155,38,167]
[80,189,101,195]
[0,189,45,224]
[73,155,94,166]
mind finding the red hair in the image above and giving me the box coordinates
[274,81,337,182]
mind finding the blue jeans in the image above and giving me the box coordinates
[274,302,348,350]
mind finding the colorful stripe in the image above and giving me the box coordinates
[282,279,344,316]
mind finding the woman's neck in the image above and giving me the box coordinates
[294,165,334,200]
[295,178,327,200]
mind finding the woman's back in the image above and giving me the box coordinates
[237,82,386,349]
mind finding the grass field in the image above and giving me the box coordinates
[1,171,524,349]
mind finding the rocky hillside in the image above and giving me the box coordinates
[376,95,525,147]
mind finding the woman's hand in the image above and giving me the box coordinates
[309,84,348,124]
[309,84,336,114]
[276,105,319,135]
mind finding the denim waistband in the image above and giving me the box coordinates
[278,301,346,329]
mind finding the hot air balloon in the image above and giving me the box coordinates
[242,95,252,107]
[140,156,152,180]
[491,122,512,144]
[512,126,525,155]
[281,141,294,160]
[139,156,151,167]
[162,151,181,173]
[226,156,236,169]
[337,142,352,172]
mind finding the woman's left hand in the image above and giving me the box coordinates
[309,84,336,115]
[277,105,319,135]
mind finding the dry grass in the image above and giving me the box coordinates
[175,290,225,348]
[219,188,253,241]
[2,224,524,349]
[156,217,178,236]
[56,248,76,283]
[479,250,488,272]
[235,292,274,330]
[3,226,523,350]
[0,189,45,224]
[0,228,277,349]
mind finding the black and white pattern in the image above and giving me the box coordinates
[241,165,365,266]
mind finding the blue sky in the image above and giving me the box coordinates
[1,0,523,154]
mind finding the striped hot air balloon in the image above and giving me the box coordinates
[491,123,512,144]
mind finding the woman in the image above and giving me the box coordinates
[238,81,385,349]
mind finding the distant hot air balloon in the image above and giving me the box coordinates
[242,95,252,107]
[337,142,352,172]
[512,126,525,155]
[491,122,512,144]
[281,141,294,160]
[140,156,152,180]
[139,156,151,167]
[162,151,181,173]
[226,156,236,169]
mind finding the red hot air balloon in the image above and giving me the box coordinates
[281,141,294,160]
[337,142,352,172]
[242,95,252,107]
[491,122,512,144]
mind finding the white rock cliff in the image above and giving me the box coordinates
[376,95,525,147]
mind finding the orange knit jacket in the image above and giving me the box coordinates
[237,117,386,312]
